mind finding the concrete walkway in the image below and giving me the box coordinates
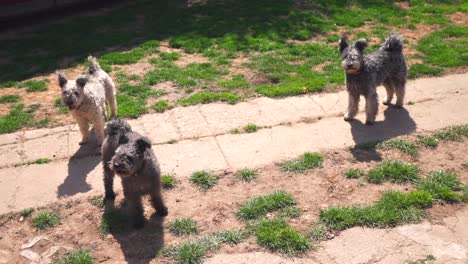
[206,208,468,264]
[0,73,467,214]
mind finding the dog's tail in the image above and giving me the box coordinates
[87,55,101,74]
[382,33,403,53]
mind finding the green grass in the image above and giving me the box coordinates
[319,190,432,231]
[32,211,61,230]
[100,210,128,234]
[278,206,302,219]
[243,123,258,133]
[161,174,177,189]
[166,139,178,144]
[229,128,240,134]
[417,26,468,68]
[180,91,240,106]
[255,218,310,256]
[152,100,174,113]
[54,249,94,264]
[408,64,443,79]
[367,160,419,184]
[0,81,18,88]
[379,139,419,157]
[160,52,181,61]
[344,168,365,179]
[116,94,148,118]
[21,208,34,217]
[54,98,69,114]
[0,104,34,134]
[218,74,250,89]
[417,170,467,203]
[190,171,219,191]
[238,191,296,220]
[308,223,329,241]
[235,168,258,182]
[433,125,468,142]
[0,95,20,104]
[280,152,323,173]
[31,158,51,165]
[88,196,104,208]
[160,230,246,263]
[416,135,439,149]
[168,218,199,236]
[18,79,49,93]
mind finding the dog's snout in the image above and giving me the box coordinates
[347,63,354,68]
[65,100,74,106]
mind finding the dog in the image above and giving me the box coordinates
[101,117,132,202]
[339,33,407,125]
[104,120,168,228]
[56,56,117,145]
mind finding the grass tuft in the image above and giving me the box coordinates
[238,191,295,220]
[255,218,310,256]
[54,98,69,114]
[32,211,60,230]
[168,218,199,236]
[161,174,177,189]
[180,92,240,106]
[18,79,49,93]
[408,64,443,79]
[54,249,93,264]
[416,135,438,149]
[417,170,466,203]
[278,206,302,219]
[433,125,468,142]
[243,123,258,133]
[319,190,432,231]
[21,208,35,217]
[367,160,419,184]
[280,152,323,173]
[379,139,419,157]
[218,74,250,89]
[343,168,365,179]
[235,168,258,182]
[190,171,219,191]
[152,100,174,113]
[160,52,181,61]
[0,95,21,104]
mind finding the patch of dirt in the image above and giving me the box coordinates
[394,2,410,10]
[116,61,154,77]
[0,139,466,263]
[228,57,272,86]
[449,12,468,26]
[149,81,185,105]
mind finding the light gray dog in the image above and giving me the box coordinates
[104,120,168,228]
[57,56,117,145]
[339,34,407,125]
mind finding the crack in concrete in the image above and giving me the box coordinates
[197,105,232,169]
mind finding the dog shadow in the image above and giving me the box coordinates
[349,106,417,162]
[57,130,101,198]
[104,204,166,264]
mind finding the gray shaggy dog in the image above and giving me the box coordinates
[102,118,168,228]
[339,33,407,125]
[57,56,117,145]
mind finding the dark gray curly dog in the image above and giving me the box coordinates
[339,33,407,125]
[102,118,168,228]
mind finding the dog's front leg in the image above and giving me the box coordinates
[365,92,378,125]
[344,93,359,121]
[76,116,90,145]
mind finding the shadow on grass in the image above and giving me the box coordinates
[349,106,416,162]
[0,0,406,83]
[57,129,101,198]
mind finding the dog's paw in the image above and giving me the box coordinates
[79,141,88,145]
[394,103,404,108]
[344,114,354,122]
[382,99,391,105]
[365,120,375,126]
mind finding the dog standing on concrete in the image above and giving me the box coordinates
[339,33,407,125]
[102,118,168,228]
[57,56,117,145]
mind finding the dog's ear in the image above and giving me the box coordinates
[355,39,368,52]
[76,75,88,87]
[136,137,152,153]
[339,34,349,54]
[56,71,67,88]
